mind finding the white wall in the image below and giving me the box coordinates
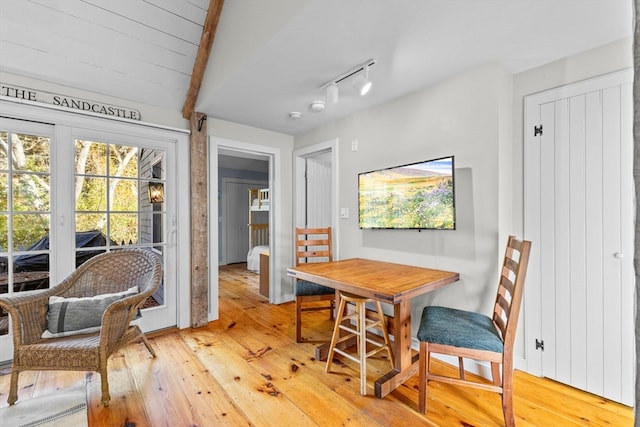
[295,61,512,344]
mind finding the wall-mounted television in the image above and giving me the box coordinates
[358,156,455,230]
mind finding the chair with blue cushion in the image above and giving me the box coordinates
[416,235,531,427]
[294,227,336,342]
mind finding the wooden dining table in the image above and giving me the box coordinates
[286,257,459,398]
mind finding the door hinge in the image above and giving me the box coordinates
[534,125,543,136]
[535,338,544,351]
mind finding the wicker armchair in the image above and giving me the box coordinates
[0,248,163,406]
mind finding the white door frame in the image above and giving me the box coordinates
[210,137,281,319]
[293,138,339,260]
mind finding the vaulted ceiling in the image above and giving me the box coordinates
[0,0,633,136]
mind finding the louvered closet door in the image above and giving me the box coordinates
[524,69,634,406]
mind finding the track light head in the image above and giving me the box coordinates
[326,82,339,104]
[352,65,372,96]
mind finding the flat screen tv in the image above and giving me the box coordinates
[358,156,455,230]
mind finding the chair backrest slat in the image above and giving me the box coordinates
[499,274,515,296]
[295,227,333,266]
[492,235,531,346]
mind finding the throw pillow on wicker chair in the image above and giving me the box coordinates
[42,286,138,338]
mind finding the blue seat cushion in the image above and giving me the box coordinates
[417,306,504,353]
[295,280,335,297]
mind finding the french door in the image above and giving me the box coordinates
[0,112,182,362]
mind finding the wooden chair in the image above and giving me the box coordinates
[294,227,336,342]
[0,248,163,406]
[416,235,531,427]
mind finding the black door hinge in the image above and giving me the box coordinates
[535,338,544,351]
[534,125,543,136]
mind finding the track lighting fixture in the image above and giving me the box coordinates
[320,58,376,100]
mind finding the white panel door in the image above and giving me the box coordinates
[524,69,634,406]
[305,156,332,228]
[223,180,267,264]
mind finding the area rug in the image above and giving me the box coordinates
[0,380,88,427]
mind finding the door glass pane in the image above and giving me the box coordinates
[12,173,50,211]
[0,173,7,211]
[12,213,49,250]
[112,178,138,211]
[110,213,138,245]
[0,129,51,336]
[0,132,7,170]
[75,141,165,309]
[75,177,107,211]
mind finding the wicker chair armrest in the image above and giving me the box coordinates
[0,288,59,345]
[99,293,149,352]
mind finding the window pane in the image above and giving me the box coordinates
[110,144,138,178]
[0,132,7,170]
[75,230,108,267]
[12,133,49,173]
[13,254,50,292]
[0,173,7,211]
[13,173,50,211]
[12,213,49,251]
[112,178,138,211]
[75,213,106,238]
[76,177,107,211]
[110,213,138,245]
[153,213,163,244]
[0,214,7,251]
[76,140,106,175]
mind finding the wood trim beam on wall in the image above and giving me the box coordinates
[190,112,209,327]
[182,0,225,119]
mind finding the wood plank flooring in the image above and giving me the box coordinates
[0,263,633,426]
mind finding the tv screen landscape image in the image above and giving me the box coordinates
[358,156,455,230]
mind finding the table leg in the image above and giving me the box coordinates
[374,300,419,398]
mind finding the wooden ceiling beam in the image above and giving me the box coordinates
[182,0,225,119]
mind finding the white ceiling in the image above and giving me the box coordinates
[0,0,633,136]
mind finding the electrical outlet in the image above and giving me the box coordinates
[351,139,358,151]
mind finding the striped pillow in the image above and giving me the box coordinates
[43,286,138,338]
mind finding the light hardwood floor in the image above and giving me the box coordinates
[0,263,633,426]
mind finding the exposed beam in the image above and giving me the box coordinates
[182,0,225,119]
[190,111,209,327]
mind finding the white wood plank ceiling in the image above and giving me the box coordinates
[0,0,208,111]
